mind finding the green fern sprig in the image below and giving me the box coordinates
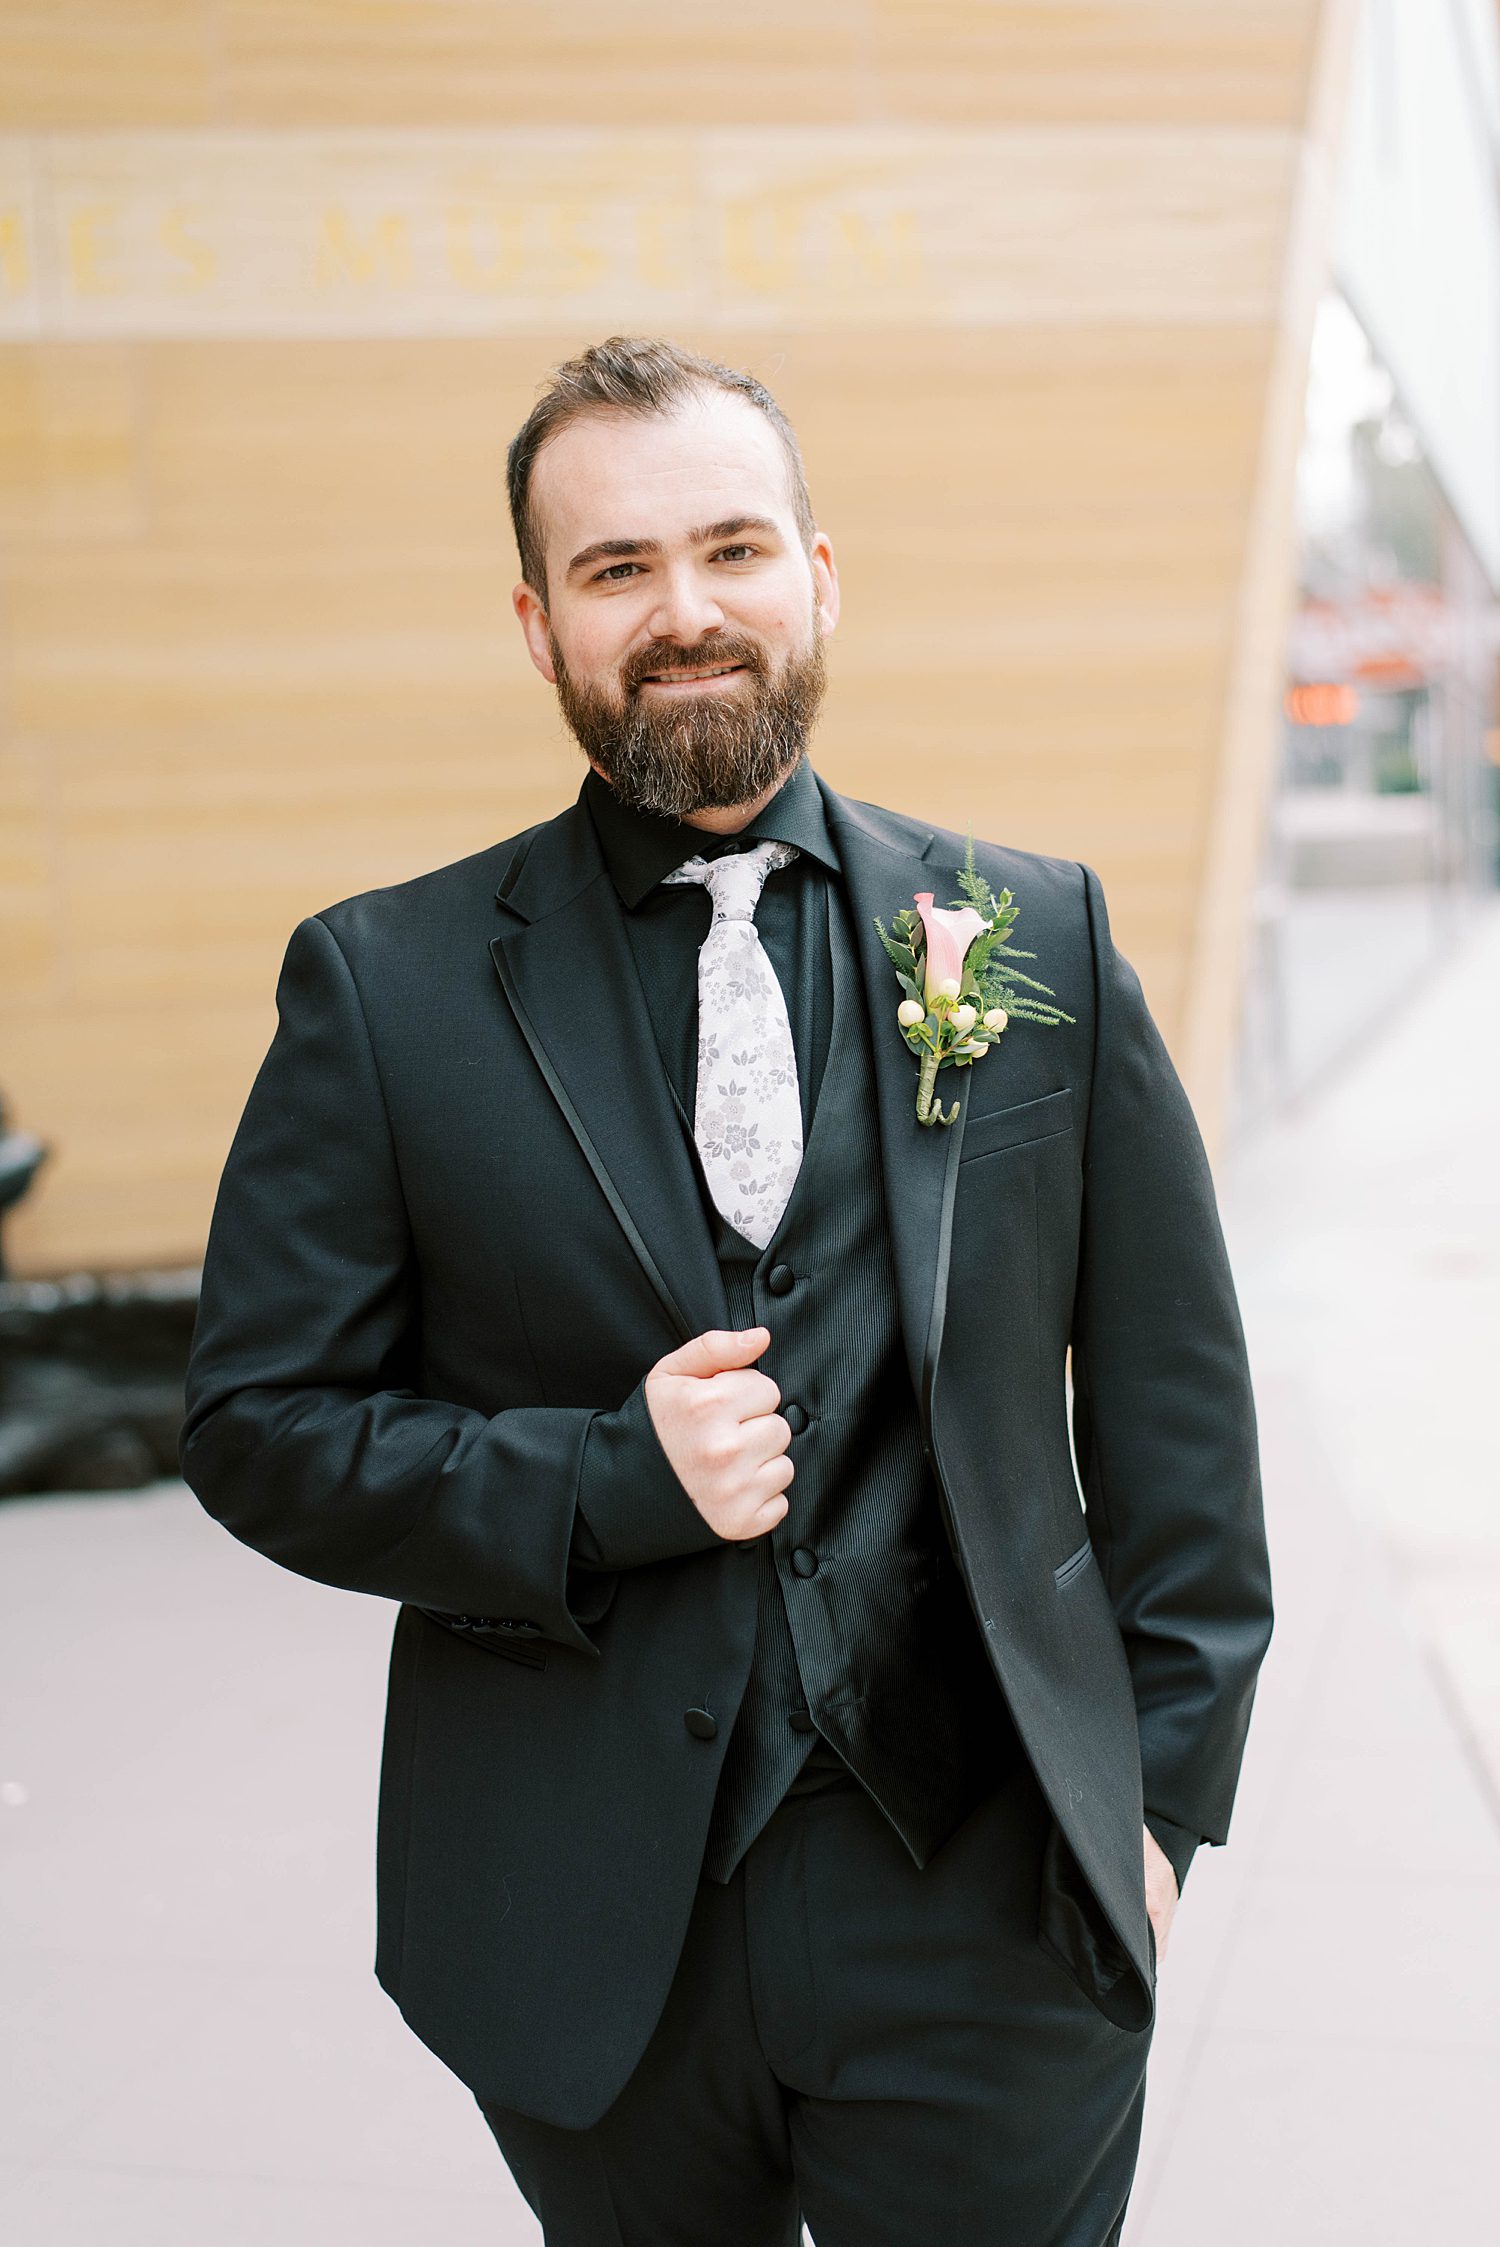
[873,911,926,1011]
[952,831,1074,1025]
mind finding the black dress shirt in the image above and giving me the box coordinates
[569,754,1200,1896]
[578,752,838,1142]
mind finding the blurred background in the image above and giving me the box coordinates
[3,4,1499,2242]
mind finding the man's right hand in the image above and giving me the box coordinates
[643,1327,793,1542]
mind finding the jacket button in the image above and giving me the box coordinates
[784,1402,808,1435]
[791,1546,819,1578]
[788,1706,817,1733]
[767,1264,795,1296]
[684,1707,718,1741]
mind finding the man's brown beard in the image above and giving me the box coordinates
[549,619,827,819]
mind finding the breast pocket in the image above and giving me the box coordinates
[957,1085,1075,1164]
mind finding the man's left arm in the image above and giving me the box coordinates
[1069,864,1274,1890]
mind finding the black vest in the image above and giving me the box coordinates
[667,871,1023,1883]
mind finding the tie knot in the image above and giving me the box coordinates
[662,837,800,924]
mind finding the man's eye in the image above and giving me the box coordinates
[714,545,756,563]
[594,562,641,583]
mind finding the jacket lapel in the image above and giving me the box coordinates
[490,798,731,1350]
[489,772,967,1429]
[816,776,971,1434]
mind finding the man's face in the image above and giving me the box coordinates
[512,389,840,819]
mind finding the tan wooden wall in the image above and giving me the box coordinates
[0,2,1360,1276]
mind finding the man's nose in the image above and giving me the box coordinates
[647,567,725,643]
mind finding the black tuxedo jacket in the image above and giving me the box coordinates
[180,768,1273,2128]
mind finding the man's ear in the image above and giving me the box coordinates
[810,532,840,638]
[513,582,557,684]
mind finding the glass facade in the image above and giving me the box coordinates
[1233,292,1500,1131]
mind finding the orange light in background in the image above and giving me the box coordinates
[1353,654,1423,687]
[1486,728,1500,766]
[1285,681,1361,726]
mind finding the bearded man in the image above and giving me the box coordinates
[180,337,1273,2246]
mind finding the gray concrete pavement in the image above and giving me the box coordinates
[1126,899,1500,2244]
[3,906,1498,2243]
[0,1480,527,2240]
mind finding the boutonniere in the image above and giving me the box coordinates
[873,832,1075,1126]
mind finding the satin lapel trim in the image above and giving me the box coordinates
[818,776,970,1434]
[490,802,730,1349]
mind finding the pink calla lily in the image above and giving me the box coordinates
[913,892,989,1006]
[879,860,1071,1125]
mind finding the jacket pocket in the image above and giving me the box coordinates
[417,1609,550,1670]
[958,1085,1074,1163]
[1053,1536,1095,1590]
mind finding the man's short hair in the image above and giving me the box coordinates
[506,335,816,601]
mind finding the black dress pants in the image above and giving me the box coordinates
[478,1757,1152,2246]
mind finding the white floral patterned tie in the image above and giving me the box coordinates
[662,838,804,1249]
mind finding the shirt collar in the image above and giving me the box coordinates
[582,752,841,910]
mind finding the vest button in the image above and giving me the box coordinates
[766,1264,795,1296]
[784,1401,808,1435]
[791,1546,819,1578]
[683,1707,718,1741]
[788,1706,817,1733]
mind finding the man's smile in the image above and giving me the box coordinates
[637,663,751,692]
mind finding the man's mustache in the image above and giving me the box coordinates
[621,637,768,693]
